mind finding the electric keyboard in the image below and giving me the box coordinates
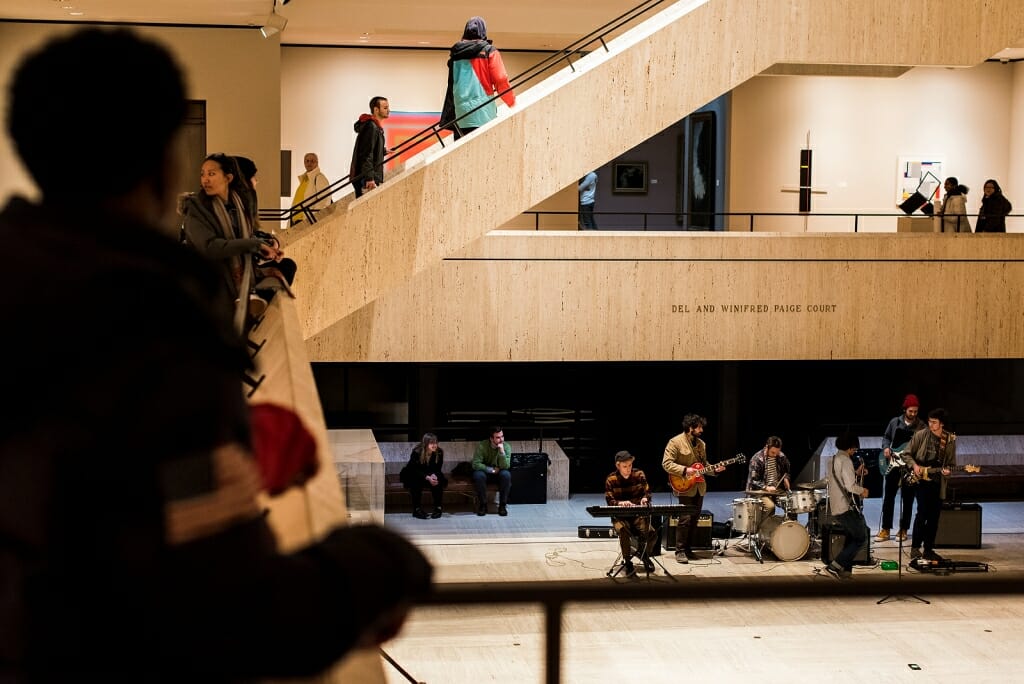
[586,504,699,518]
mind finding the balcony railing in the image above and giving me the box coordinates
[507,211,1022,233]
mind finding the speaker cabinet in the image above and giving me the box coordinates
[663,511,713,550]
[821,528,872,566]
[509,453,548,504]
[935,502,982,549]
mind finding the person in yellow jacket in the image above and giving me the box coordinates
[289,152,332,226]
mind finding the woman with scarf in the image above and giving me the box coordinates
[976,178,1013,233]
[181,153,285,329]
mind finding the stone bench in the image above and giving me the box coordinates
[378,440,569,512]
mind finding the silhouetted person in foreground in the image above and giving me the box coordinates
[0,28,431,680]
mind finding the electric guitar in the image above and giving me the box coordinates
[878,441,909,476]
[668,453,746,495]
[903,464,981,486]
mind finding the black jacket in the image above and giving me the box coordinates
[349,114,386,187]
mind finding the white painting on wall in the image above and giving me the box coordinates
[897,156,944,206]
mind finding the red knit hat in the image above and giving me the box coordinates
[902,394,920,409]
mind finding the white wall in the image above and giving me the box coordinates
[0,24,281,208]
[1009,62,1024,213]
[729,63,1020,232]
[280,47,548,203]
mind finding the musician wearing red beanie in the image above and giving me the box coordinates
[876,394,926,542]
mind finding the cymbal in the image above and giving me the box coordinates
[796,479,827,489]
[745,490,776,496]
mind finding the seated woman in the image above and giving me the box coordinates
[180,153,285,328]
[400,433,448,519]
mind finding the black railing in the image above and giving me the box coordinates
[511,210,1019,233]
[399,575,1022,684]
[259,0,674,226]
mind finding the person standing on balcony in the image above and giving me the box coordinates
[0,28,431,679]
[938,176,971,233]
[578,171,598,230]
[290,152,332,226]
[441,16,516,140]
[350,96,389,198]
[976,178,1013,233]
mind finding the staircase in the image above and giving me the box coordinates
[279,0,1024,344]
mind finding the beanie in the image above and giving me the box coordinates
[902,394,920,409]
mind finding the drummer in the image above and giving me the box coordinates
[746,436,792,514]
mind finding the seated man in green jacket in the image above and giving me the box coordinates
[472,425,512,516]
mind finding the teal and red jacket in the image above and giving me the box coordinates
[441,38,515,132]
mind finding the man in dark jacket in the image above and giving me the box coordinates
[349,95,389,197]
[1,28,430,680]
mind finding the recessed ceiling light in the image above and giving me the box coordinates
[69,11,84,15]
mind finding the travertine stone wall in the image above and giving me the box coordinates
[306,231,1024,362]
[279,0,1024,357]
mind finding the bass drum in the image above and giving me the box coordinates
[759,515,810,562]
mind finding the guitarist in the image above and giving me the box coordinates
[662,414,725,563]
[902,408,957,562]
[877,394,927,543]
[824,433,870,580]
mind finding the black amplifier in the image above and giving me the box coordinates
[662,511,713,550]
[935,502,982,548]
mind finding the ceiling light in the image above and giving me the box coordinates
[260,11,288,38]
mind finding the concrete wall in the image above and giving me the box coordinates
[0,24,281,207]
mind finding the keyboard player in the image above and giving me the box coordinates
[604,450,658,576]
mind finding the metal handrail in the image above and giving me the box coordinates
[512,210,1018,233]
[260,0,673,224]
[411,575,1022,684]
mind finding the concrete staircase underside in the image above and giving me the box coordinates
[280,0,1024,352]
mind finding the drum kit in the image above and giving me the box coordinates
[727,480,830,563]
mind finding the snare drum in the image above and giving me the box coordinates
[785,489,818,514]
[731,497,764,534]
[758,515,810,561]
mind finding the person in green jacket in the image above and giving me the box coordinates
[472,425,512,516]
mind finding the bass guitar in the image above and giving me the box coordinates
[878,441,909,477]
[669,453,746,495]
[903,464,980,486]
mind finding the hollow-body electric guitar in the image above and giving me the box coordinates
[669,453,746,495]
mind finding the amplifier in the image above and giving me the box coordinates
[663,511,713,550]
[935,502,982,549]
[821,529,872,566]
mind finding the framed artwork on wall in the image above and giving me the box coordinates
[612,161,648,194]
[687,111,716,229]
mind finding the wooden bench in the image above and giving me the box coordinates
[385,465,500,512]
[379,440,569,513]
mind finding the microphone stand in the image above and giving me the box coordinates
[878,470,929,604]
